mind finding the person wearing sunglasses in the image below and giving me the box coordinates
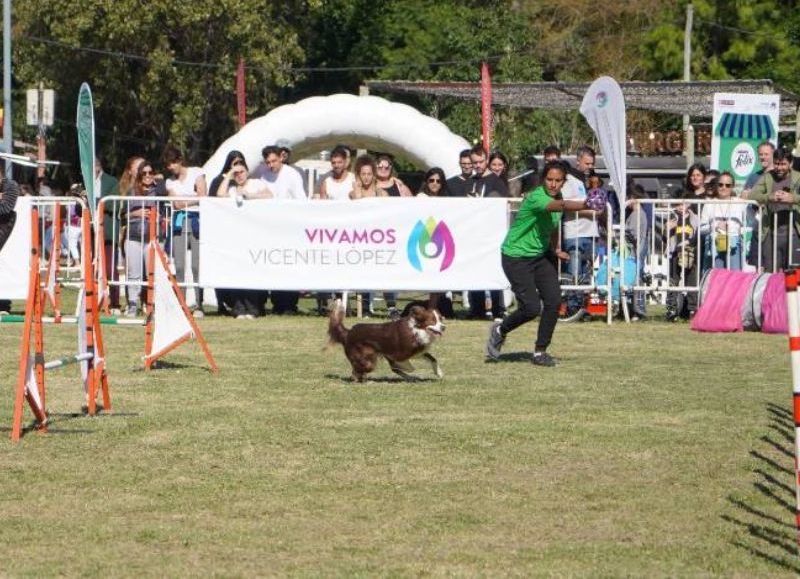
[121,161,160,317]
[417,167,449,197]
[349,154,400,317]
[415,167,455,316]
[375,154,412,197]
[699,171,748,271]
[217,158,272,318]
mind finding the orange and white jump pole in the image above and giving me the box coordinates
[784,269,800,543]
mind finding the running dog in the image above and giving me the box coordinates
[327,299,445,382]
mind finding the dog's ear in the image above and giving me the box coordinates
[407,305,426,323]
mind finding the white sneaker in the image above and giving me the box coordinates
[192,309,205,319]
[110,308,122,316]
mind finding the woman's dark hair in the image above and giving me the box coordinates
[354,154,376,180]
[627,182,647,200]
[220,150,246,175]
[519,156,540,192]
[489,151,509,173]
[684,162,707,192]
[541,160,568,180]
[718,170,735,182]
[208,150,247,197]
[419,167,448,196]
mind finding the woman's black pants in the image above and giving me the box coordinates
[500,252,561,350]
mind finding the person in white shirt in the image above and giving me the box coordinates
[700,171,748,270]
[252,145,307,200]
[252,144,305,313]
[276,139,308,196]
[163,145,207,317]
[318,145,355,200]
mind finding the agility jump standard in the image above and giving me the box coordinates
[11,206,112,442]
[143,207,217,372]
[783,269,800,544]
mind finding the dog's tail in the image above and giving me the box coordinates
[325,299,349,350]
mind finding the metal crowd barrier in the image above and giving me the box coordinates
[96,195,206,311]
[31,195,89,288]
[631,198,763,304]
[91,194,796,317]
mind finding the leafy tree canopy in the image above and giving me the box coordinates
[4,0,799,182]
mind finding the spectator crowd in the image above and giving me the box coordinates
[1,137,800,324]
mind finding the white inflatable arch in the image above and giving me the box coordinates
[203,94,470,179]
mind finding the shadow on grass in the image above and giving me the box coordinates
[131,360,208,372]
[488,351,532,363]
[47,410,141,421]
[0,424,95,437]
[723,402,800,572]
[0,407,142,440]
[323,373,443,384]
[486,351,572,363]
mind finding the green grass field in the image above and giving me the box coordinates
[0,298,797,576]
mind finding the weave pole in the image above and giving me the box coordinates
[784,269,800,544]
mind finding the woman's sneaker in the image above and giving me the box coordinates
[485,320,505,361]
[532,351,557,367]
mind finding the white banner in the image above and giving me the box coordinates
[0,196,31,300]
[580,76,627,211]
[199,197,508,290]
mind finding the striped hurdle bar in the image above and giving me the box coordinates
[1,314,143,325]
[784,269,800,543]
[41,352,94,370]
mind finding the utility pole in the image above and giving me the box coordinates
[683,3,694,167]
[27,85,54,179]
[3,0,12,177]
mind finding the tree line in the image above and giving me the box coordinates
[7,0,799,183]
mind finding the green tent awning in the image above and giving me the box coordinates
[715,112,775,140]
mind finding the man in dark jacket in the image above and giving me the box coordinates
[96,157,121,313]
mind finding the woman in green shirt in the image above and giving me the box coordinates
[486,161,593,366]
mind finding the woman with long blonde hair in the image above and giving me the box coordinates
[119,156,144,196]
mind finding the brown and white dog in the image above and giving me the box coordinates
[327,299,445,382]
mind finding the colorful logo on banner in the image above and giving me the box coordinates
[407,217,455,272]
[595,91,608,108]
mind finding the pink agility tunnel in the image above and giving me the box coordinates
[691,269,788,333]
